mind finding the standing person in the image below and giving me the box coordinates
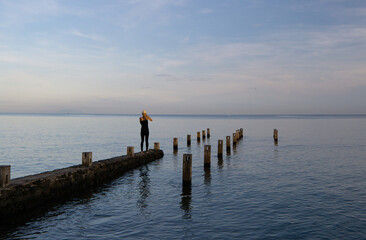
[140,110,152,152]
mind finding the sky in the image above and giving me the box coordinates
[0,0,366,115]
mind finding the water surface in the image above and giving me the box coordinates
[0,114,366,239]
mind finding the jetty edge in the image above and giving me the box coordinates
[0,149,164,220]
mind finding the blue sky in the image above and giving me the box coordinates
[0,0,366,114]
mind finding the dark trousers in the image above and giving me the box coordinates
[140,132,149,151]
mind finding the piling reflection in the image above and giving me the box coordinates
[232,144,237,154]
[217,156,224,169]
[137,165,150,212]
[226,149,231,155]
[274,146,279,161]
[180,186,192,219]
[204,168,211,185]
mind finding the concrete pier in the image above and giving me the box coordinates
[0,149,164,220]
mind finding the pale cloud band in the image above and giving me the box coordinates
[0,0,365,114]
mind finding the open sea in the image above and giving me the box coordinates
[0,113,366,239]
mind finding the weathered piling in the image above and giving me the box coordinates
[173,138,178,151]
[218,140,223,158]
[0,150,164,220]
[154,142,160,150]
[197,132,201,142]
[127,146,135,156]
[187,134,191,146]
[240,128,244,139]
[207,128,210,138]
[182,154,192,187]
[82,152,92,167]
[0,165,11,188]
[202,130,206,140]
[233,133,237,146]
[226,136,231,154]
[273,129,278,144]
[204,145,211,169]
[236,130,240,141]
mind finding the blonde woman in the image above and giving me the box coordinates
[140,110,153,152]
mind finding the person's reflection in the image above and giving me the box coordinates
[180,186,192,219]
[137,165,150,212]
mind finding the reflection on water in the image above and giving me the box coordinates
[180,186,192,219]
[204,168,211,185]
[173,149,178,156]
[232,144,237,153]
[273,145,279,161]
[217,157,224,169]
[2,115,366,239]
[137,166,150,213]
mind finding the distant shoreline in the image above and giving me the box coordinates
[1,113,366,119]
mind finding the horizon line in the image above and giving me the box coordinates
[1,112,366,117]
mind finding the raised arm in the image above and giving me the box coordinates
[146,115,153,121]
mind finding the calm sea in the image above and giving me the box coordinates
[0,114,366,239]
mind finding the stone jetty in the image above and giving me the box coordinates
[0,149,164,221]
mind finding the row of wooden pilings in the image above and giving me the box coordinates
[0,143,163,188]
[0,129,278,188]
[180,128,279,187]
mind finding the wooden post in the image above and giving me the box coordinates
[273,129,278,144]
[0,165,11,187]
[233,133,237,146]
[240,128,244,139]
[204,145,211,169]
[154,142,160,150]
[197,132,201,142]
[187,134,191,146]
[182,154,192,186]
[127,146,135,156]
[207,128,210,138]
[226,136,231,154]
[173,138,178,151]
[202,130,206,140]
[82,152,92,167]
[218,140,223,158]
[236,130,240,141]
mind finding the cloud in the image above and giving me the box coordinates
[139,23,366,102]
[66,29,106,42]
[110,0,186,30]
[198,8,213,14]
[0,0,61,26]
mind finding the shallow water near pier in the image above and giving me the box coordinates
[1,114,366,239]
